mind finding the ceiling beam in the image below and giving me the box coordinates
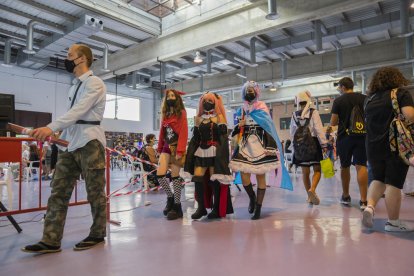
[17,0,78,21]
[92,0,384,78]
[0,18,51,37]
[65,0,161,36]
[0,3,66,32]
[177,37,411,95]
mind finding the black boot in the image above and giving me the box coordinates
[192,182,207,219]
[251,203,262,220]
[167,203,183,220]
[243,183,256,214]
[207,181,220,219]
[251,188,266,220]
[163,197,174,216]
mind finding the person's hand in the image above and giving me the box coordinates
[322,147,328,154]
[175,154,182,160]
[239,119,245,127]
[30,127,53,141]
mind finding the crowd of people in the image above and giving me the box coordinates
[19,43,414,255]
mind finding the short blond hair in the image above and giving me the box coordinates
[75,44,93,67]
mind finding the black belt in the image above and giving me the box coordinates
[76,120,101,125]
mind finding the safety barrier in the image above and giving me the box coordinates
[0,137,112,223]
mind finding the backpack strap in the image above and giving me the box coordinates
[390,88,401,116]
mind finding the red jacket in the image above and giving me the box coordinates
[157,109,188,156]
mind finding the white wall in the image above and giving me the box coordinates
[0,66,157,134]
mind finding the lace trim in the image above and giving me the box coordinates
[229,161,280,174]
[210,174,233,185]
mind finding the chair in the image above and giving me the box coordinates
[0,166,13,209]
[24,161,40,181]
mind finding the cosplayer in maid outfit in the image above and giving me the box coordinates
[157,89,188,220]
[185,92,234,219]
[230,81,291,220]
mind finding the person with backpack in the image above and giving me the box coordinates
[330,77,368,210]
[362,67,414,232]
[184,92,234,220]
[290,91,327,205]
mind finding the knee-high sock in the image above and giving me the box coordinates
[243,183,256,200]
[256,188,266,205]
[158,175,173,197]
[172,177,183,204]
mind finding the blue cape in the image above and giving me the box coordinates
[236,108,293,191]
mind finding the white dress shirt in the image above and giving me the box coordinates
[47,70,106,152]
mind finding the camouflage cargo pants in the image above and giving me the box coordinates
[41,139,107,247]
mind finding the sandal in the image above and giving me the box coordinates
[21,242,61,254]
[307,190,320,205]
[73,236,105,251]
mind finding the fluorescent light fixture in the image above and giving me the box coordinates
[194,51,203,63]
[270,86,277,92]
[236,73,247,79]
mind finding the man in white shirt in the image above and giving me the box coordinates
[22,44,107,254]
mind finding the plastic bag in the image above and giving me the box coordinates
[320,155,334,178]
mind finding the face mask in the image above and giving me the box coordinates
[166,99,176,107]
[203,101,215,111]
[244,93,256,102]
[64,56,82,73]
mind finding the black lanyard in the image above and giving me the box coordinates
[70,75,92,108]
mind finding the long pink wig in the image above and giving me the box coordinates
[197,92,227,123]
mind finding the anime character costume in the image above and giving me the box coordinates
[184,93,233,219]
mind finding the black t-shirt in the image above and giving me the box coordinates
[331,92,367,140]
[365,88,414,160]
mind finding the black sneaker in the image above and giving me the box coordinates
[21,242,61,254]
[73,236,105,251]
[340,195,351,205]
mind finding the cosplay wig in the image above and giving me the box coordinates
[241,80,261,101]
[197,92,227,123]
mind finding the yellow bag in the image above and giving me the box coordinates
[320,155,335,178]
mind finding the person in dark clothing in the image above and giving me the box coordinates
[362,67,414,232]
[330,77,368,210]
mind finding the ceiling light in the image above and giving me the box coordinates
[194,51,203,63]
[236,73,247,79]
[270,86,277,92]
[411,1,414,8]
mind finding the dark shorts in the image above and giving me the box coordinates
[336,136,367,168]
[369,155,409,189]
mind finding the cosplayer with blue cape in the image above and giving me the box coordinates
[230,81,292,220]
[184,92,234,219]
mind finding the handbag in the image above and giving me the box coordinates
[320,153,335,178]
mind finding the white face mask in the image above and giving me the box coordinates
[336,87,343,94]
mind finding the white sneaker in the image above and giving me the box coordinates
[362,205,374,228]
[384,220,414,232]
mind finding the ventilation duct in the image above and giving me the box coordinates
[18,14,103,69]
[125,72,151,89]
[398,0,413,37]
[266,0,279,20]
[2,38,16,67]
[23,20,65,55]
[314,20,325,54]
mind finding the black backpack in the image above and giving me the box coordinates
[346,104,366,136]
[137,145,154,171]
[293,110,317,162]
